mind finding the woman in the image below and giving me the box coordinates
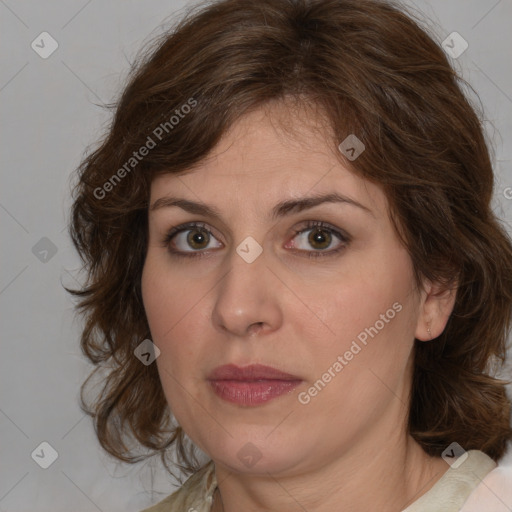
[68,0,512,510]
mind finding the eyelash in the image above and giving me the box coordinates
[161,220,351,259]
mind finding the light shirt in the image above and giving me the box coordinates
[140,450,512,512]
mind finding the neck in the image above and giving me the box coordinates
[211,435,448,512]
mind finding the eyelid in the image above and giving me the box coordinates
[160,221,223,249]
[286,220,350,257]
[291,220,351,243]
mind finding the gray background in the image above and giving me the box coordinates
[1,1,511,511]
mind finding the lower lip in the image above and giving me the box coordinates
[208,380,301,406]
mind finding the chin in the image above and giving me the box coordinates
[203,432,309,476]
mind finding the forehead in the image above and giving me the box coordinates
[150,103,386,215]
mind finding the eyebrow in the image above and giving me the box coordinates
[149,192,374,220]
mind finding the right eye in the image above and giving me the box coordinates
[162,222,223,258]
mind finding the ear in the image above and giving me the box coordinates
[415,278,457,341]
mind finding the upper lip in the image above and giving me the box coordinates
[207,364,301,381]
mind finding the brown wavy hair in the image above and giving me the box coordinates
[67,0,512,478]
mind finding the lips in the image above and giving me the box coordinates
[207,364,302,406]
[208,363,300,381]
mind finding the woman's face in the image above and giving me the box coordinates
[141,102,429,476]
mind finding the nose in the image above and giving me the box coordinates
[211,246,283,338]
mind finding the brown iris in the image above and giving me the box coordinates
[308,227,332,250]
[187,227,210,249]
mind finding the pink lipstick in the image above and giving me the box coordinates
[207,364,302,406]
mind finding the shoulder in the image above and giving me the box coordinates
[139,461,217,512]
[403,450,497,512]
[460,456,512,512]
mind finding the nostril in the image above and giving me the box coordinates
[248,322,264,334]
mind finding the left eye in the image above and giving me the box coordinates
[288,222,348,254]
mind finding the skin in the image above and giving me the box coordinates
[141,100,457,512]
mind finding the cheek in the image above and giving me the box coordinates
[324,249,413,334]
[311,244,418,377]
[141,261,200,415]
[142,254,198,341]
[141,255,208,379]
[301,282,416,433]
